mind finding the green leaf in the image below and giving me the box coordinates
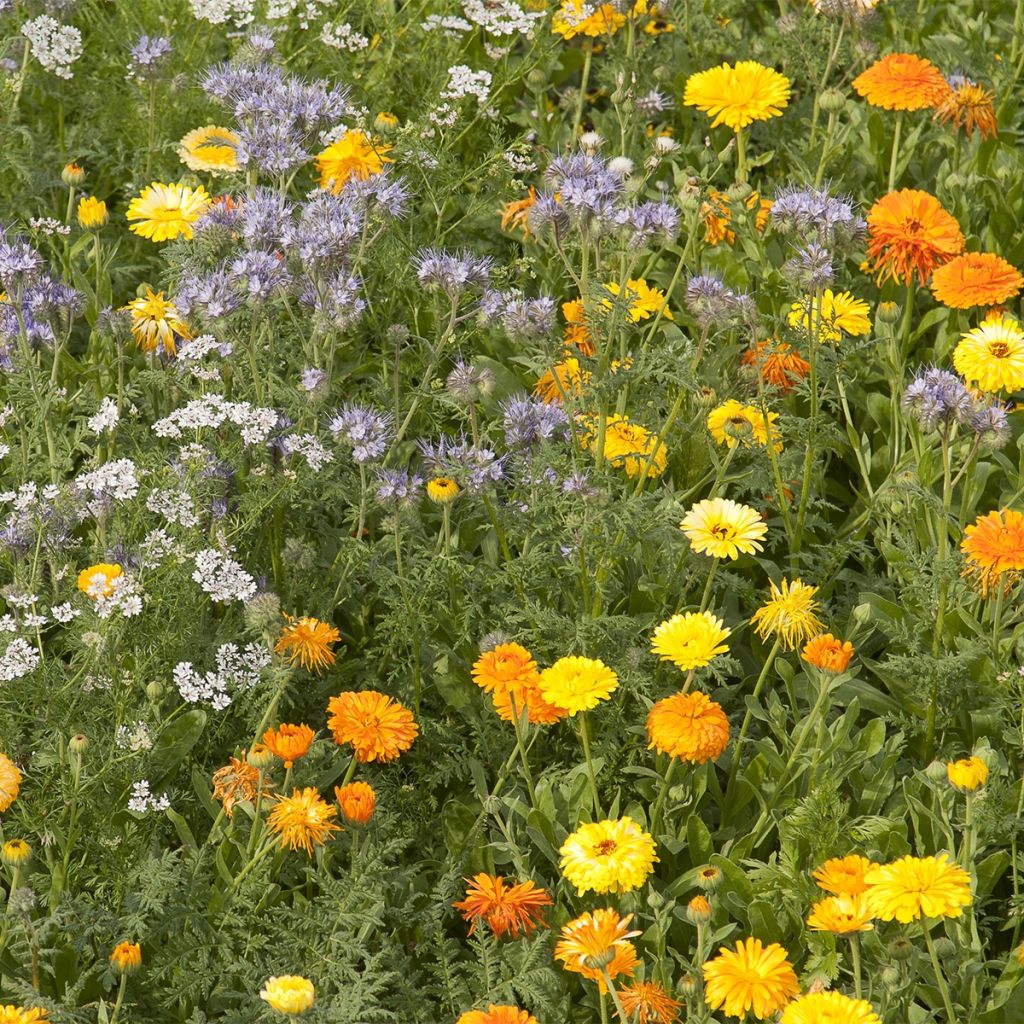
[686,813,714,867]
[151,710,207,783]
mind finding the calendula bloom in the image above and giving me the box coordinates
[472,643,538,695]
[275,615,341,674]
[933,77,998,140]
[492,675,570,726]
[62,162,85,186]
[680,498,767,560]
[687,895,713,924]
[211,755,265,818]
[961,508,1024,596]
[552,0,627,38]
[500,187,536,238]
[780,991,882,1024]
[561,298,595,355]
[646,691,730,763]
[807,893,875,933]
[802,634,854,673]
[457,1007,538,1024]
[866,190,964,285]
[684,61,791,131]
[123,289,192,356]
[931,253,1022,309]
[76,196,107,228]
[559,817,658,895]
[538,655,618,715]
[741,340,810,392]
[77,562,123,598]
[707,400,782,452]
[260,976,315,1014]
[267,787,340,854]
[315,130,391,192]
[578,414,667,478]
[534,357,590,403]
[554,908,641,982]
[177,125,240,174]
[813,855,876,896]
[263,724,316,768]
[453,873,553,938]
[702,189,773,246]
[426,477,460,503]
[618,981,683,1024]
[335,781,376,825]
[751,578,825,650]
[0,1008,48,1023]
[1,839,30,866]
[787,290,872,342]
[650,612,731,671]
[602,279,674,323]
[953,315,1024,393]
[864,854,972,922]
[109,942,142,974]
[947,756,989,792]
[126,181,211,242]
[703,938,799,1020]
[697,865,723,890]
[852,53,949,110]
[326,690,418,762]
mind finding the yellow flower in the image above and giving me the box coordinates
[554,908,641,991]
[787,290,872,342]
[109,941,142,974]
[77,562,123,598]
[684,61,791,131]
[702,937,799,1020]
[427,477,460,503]
[538,655,618,715]
[535,357,590,403]
[680,498,767,560]
[0,1007,48,1023]
[260,975,315,1014]
[806,893,875,933]
[946,756,989,792]
[560,818,658,895]
[267,788,340,855]
[76,196,108,229]
[552,0,627,39]
[864,854,972,922]
[953,314,1024,393]
[602,279,674,323]
[813,855,876,896]
[579,414,667,478]
[177,125,241,174]
[650,612,731,670]
[707,400,781,452]
[274,615,341,674]
[375,111,399,129]
[126,182,210,242]
[122,289,191,356]
[750,578,825,650]
[0,754,20,812]
[1,839,30,866]
[780,991,882,1024]
[315,130,392,192]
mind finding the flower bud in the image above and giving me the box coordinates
[526,67,547,90]
[374,111,399,131]
[678,973,699,996]
[696,865,723,892]
[889,936,914,961]
[924,759,948,782]
[110,941,142,975]
[654,135,678,157]
[876,300,902,324]
[583,948,616,970]
[248,743,275,771]
[69,733,88,755]
[932,938,955,959]
[62,162,85,186]
[880,965,901,991]
[77,196,108,229]
[819,88,847,113]
[243,591,282,635]
[686,895,712,924]
[145,681,164,701]
[727,182,753,202]
[1,839,31,867]
[8,887,36,914]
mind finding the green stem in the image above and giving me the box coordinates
[850,933,863,1000]
[923,921,958,1024]
[571,43,594,141]
[109,973,129,1024]
[650,757,678,836]
[888,112,903,193]
[579,715,602,817]
[735,128,747,184]
[600,969,630,1024]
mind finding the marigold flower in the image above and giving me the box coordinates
[453,873,553,938]
[1,839,30,866]
[275,615,341,674]
[780,991,882,1024]
[806,893,875,934]
[427,477,460,503]
[577,414,667,478]
[647,690,729,763]
[126,181,211,242]
[177,125,240,174]
[492,677,570,726]
[457,1007,538,1024]
[211,755,266,818]
[650,611,731,671]
[933,78,998,140]
[961,508,1024,596]
[703,937,799,1020]
[953,315,1024,394]
[741,340,810,392]
[538,655,618,716]
[472,643,538,695]
[802,634,854,673]
[946,756,989,792]
[552,0,627,38]
[77,562,123,599]
[534,357,590,403]
[813,855,876,896]
[702,189,772,246]
[751,578,825,651]
[335,781,376,825]
[0,753,22,812]
[109,941,142,974]
[326,690,418,762]
[76,196,108,229]
[263,724,316,768]
[680,498,767,560]
[315,130,391,192]
[684,61,791,131]
[852,53,949,111]
[864,854,972,922]
[602,279,674,323]
[931,253,1022,309]
[707,400,781,452]
[686,895,713,924]
[267,787,340,855]
[260,975,315,1014]
[500,187,536,238]
[560,817,657,895]
[618,981,682,1024]
[787,290,872,342]
[561,298,595,355]
[866,189,964,286]
[554,908,641,990]
[62,162,85,186]
[0,1006,48,1023]
[122,289,191,356]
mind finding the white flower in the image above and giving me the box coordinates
[128,780,170,813]
[116,722,154,752]
[441,65,492,105]
[463,0,543,36]
[50,603,79,624]
[76,459,140,504]
[22,16,82,80]
[87,397,120,435]
[0,637,41,681]
[321,22,370,50]
[146,488,199,528]
[192,549,257,604]
[173,642,269,709]
[189,0,254,26]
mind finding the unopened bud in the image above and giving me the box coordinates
[62,162,85,186]
[69,733,88,755]
[819,88,846,113]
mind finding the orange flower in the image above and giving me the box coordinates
[335,781,376,825]
[852,53,949,111]
[499,187,536,238]
[646,691,730,764]
[535,357,590,403]
[813,855,876,896]
[866,189,964,285]
[702,189,772,246]
[326,690,418,762]
[453,873,553,938]
[211,755,266,817]
[961,508,1024,596]
[262,723,316,768]
[741,340,810,393]
[457,1007,538,1024]
[492,679,570,725]
[930,253,1023,309]
[267,787,340,854]
[472,643,538,695]
[933,78,998,140]
[801,634,854,673]
[562,298,596,356]
[554,909,640,993]
[274,615,341,674]
[618,981,682,1024]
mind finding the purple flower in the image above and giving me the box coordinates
[300,269,365,331]
[783,242,834,291]
[301,367,327,393]
[346,171,412,219]
[228,250,292,302]
[628,201,680,247]
[500,395,569,447]
[127,34,172,79]
[240,188,294,249]
[526,192,569,236]
[175,267,241,322]
[283,192,362,266]
[685,273,743,329]
[417,434,506,491]
[902,368,974,431]
[0,240,44,290]
[413,248,494,296]
[479,290,556,340]
[770,185,864,246]
[376,468,423,504]
[969,401,1011,451]
[329,404,392,463]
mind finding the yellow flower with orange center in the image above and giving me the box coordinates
[946,756,989,792]
[122,290,192,356]
[707,400,782,452]
[953,316,1024,394]
[806,893,875,934]
[77,562,123,598]
[126,182,211,242]
[684,61,791,131]
[559,817,657,895]
[680,498,767,560]
[702,937,799,1020]
[864,854,972,922]
[751,578,825,650]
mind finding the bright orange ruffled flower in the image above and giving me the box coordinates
[618,981,682,1024]
[326,690,418,762]
[554,908,641,992]
[457,1006,538,1024]
[801,634,854,673]
[933,78,998,140]
[262,723,316,768]
[267,787,340,854]
[703,937,799,1020]
[813,854,876,896]
[930,253,1023,309]
[741,340,810,392]
[961,508,1024,596]
[852,53,949,111]
[499,186,536,238]
[472,643,538,696]
[335,781,376,825]
[275,615,341,674]
[492,677,570,725]
[866,189,964,285]
[646,691,730,764]
[453,873,553,938]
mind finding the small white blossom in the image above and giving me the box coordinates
[87,397,120,435]
[192,549,257,604]
[441,65,492,105]
[0,637,41,682]
[22,16,82,79]
[50,603,79,624]
[127,780,170,813]
[320,22,370,50]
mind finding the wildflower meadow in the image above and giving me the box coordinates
[1,0,1024,1020]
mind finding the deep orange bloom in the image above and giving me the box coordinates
[109,942,142,974]
[741,340,810,393]
[702,189,772,246]
[453,873,553,938]
[852,53,949,111]
[471,643,538,696]
[335,781,376,825]
[499,187,536,238]
[274,615,341,674]
[646,691,730,764]
[866,190,964,285]
[562,298,596,356]
[813,855,876,896]
[618,981,683,1024]
[930,253,1023,309]
[492,679,570,725]
[326,690,418,762]
[933,79,998,140]
[801,634,854,673]
[457,1007,538,1024]
[554,909,640,993]
[961,508,1024,596]
[263,723,316,768]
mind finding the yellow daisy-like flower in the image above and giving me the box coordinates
[602,279,674,323]
[787,290,872,342]
[552,0,628,38]
[806,893,875,933]
[750,578,825,651]
[177,125,241,175]
[702,937,799,1020]
[680,498,767,560]
[122,289,192,356]
[426,477,460,504]
[0,1007,48,1023]
[780,991,882,1024]
[267,787,340,855]
[538,655,618,715]
[76,196,108,229]
[813,855,876,896]
[946,756,989,792]
[77,562,123,598]
[864,854,973,922]
[707,400,782,452]
[315,130,392,193]
[952,314,1024,393]
[650,612,731,671]
[126,181,211,242]
[559,817,658,895]
[0,754,22,812]
[578,414,667,478]
[1,839,30,866]
[684,61,791,132]
[260,975,316,1014]
[274,615,341,674]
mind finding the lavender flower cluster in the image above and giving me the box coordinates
[685,273,756,330]
[903,368,1010,450]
